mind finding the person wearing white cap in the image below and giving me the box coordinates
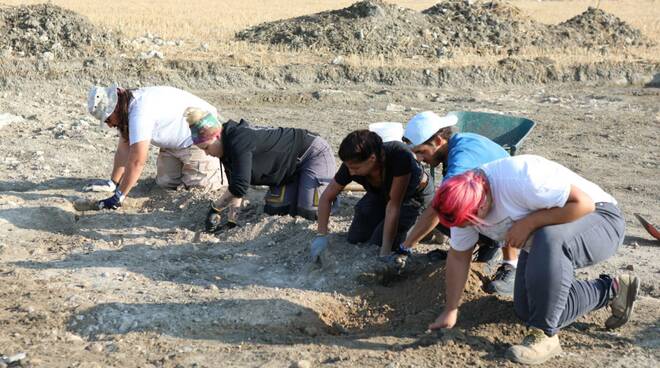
[399,111,519,296]
[84,85,224,210]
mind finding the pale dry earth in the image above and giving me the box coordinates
[0,76,658,367]
[0,1,658,367]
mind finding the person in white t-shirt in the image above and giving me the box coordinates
[427,155,638,365]
[84,85,224,209]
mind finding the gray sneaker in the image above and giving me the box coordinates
[605,274,640,329]
[473,244,502,275]
[484,263,515,296]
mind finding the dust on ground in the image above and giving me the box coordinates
[0,1,659,368]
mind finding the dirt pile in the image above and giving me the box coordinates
[236,0,652,58]
[0,3,120,59]
[236,0,438,58]
[557,7,653,48]
[422,0,551,53]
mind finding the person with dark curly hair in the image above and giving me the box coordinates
[311,129,432,263]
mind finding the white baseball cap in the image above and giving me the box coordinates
[403,111,458,146]
[368,122,403,142]
[87,84,119,125]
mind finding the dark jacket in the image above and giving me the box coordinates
[220,119,315,197]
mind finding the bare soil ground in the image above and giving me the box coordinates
[1,78,658,368]
[0,1,659,368]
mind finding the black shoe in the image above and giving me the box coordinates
[205,204,223,233]
[484,263,516,296]
[473,244,502,275]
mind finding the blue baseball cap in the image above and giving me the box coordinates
[403,111,458,146]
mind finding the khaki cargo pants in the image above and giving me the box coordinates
[155,145,225,191]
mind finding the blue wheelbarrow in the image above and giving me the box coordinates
[449,111,536,156]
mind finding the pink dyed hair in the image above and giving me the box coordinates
[432,170,489,228]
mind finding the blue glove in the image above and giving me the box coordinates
[395,243,413,256]
[97,189,124,210]
[310,235,329,263]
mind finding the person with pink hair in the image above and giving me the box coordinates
[428,154,638,365]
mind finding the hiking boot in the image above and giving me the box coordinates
[484,263,515,296]
[605,274,640,329]
[473,244,502,275]
[506,327,562,365]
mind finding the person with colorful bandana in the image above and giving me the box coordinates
[186,109,335,229]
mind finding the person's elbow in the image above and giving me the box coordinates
[579,197,596,215]
[319,190,336,207]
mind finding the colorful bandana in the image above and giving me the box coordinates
[189,112,221,145]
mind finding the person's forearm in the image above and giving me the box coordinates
[117,159,145,196]
[317,196,333,235]
[380,202,401,256]
[402,206,440,249]
[444,248,473,310]
[522,201,595,233]
[111,141,129,184]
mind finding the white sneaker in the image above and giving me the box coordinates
[507,327,562,365]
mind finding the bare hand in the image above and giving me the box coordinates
[428,308,458,330]
[505,218,534,249]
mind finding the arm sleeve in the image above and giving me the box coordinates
[128,106,155,145]
[443,148,474,181]
[227,150,252,198]
[449,226,480,251]
[334,164,353,186]
[520,168,571,210]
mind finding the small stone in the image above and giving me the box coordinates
[385,103,405,112]
[86,342,104,353]
[331,56,344,65]
[290,360,311,368]
[41,51,55,61]
[5,352,26,363]
[302,326,319,337]
[66,332,84,342]
[206,284,219,291]
[625,264,634,271]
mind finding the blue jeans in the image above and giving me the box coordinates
[514,202,625,335]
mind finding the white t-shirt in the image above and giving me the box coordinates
[449,155,616,251]
[128,86,218,148]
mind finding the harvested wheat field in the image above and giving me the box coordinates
[0,0,658,367]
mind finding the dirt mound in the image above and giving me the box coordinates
[558,7,653,48]
[0,3,120,59]
[422,0,550,53]
[236,1,653,58]
[236,0,438,58]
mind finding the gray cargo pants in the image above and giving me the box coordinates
[514,202,625,336]
[264,136,336,221]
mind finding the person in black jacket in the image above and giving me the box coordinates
[186,109,335,230]
[311,130,432,262]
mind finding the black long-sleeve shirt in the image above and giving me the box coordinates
[220,119,315,197]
